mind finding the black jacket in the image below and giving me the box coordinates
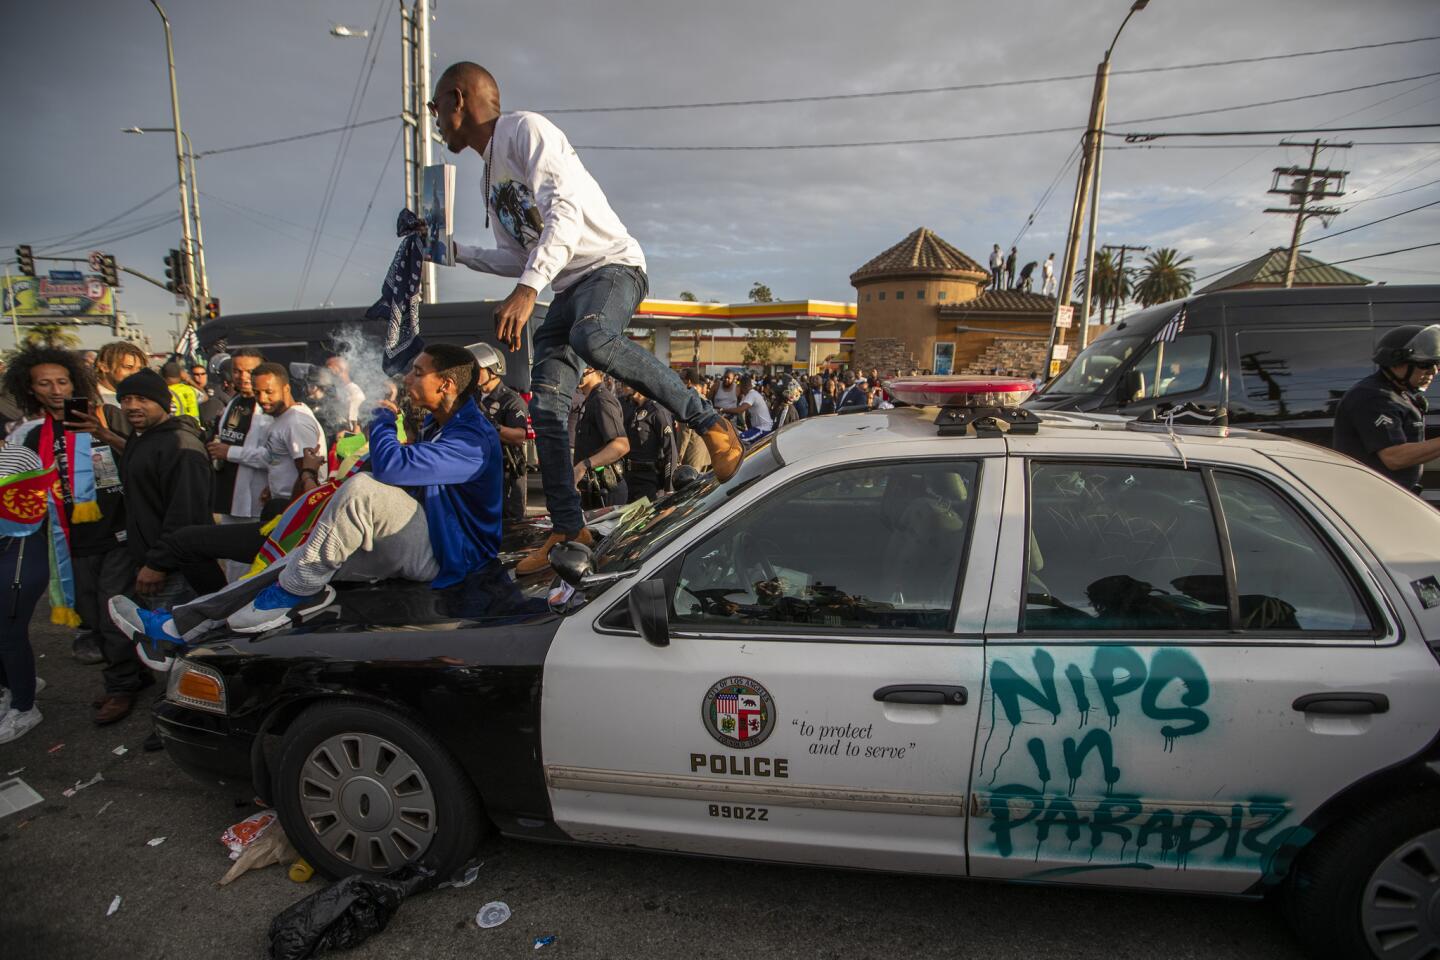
[797,390,834,418]
[119,416,214,568]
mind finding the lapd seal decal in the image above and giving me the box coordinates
[703,677,775,749]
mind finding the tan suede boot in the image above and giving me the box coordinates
[700,417,743,482]
[516,527,595,576]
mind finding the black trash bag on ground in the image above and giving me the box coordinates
[267,863,436,960]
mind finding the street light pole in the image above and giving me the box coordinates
[124,127,208,303]
[1045,0,1148,373]
[148,0,198,323]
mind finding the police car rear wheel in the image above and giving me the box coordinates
[275,701,487,880]
[1283,788,1440,960]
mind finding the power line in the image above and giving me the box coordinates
[1113,71,1440,127]
[12,183,172,250]
[196,115,396,159]
[295,0,392,307]
[1339,176,1440,208]
[536,35,1440,114]
[44,213,182,259]
[199,191,393,255]
[323,126,403,305]
[1306,198,1440,244]
[1111,141,1440,150]
[1303,240,1440,267]
[1111,123,1440,141]
[1013,140,1083,248]
[201,193,381,276]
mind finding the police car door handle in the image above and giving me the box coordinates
[873,684,968,706]
[1291,692,1390,715]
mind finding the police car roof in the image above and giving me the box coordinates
[772,405,1349,467]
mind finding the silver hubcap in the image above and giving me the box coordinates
[1363,827,1440,959]
[298,732,437,872]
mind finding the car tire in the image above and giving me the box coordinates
[273,700,488,881]
[1282,787,1440,960]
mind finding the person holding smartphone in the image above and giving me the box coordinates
[2,348,135,715]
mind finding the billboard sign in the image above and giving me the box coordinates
[2,274,115,318]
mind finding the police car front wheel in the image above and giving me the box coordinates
[273,701,488,880]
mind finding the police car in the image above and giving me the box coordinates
[154,378,1440,960]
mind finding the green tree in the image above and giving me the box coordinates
[677,290,698,302]
[21,322,82,350]
[1132,248,1196,307]
[748,282,775,304]
[1074,251,1132,324]
[742,329,787,368]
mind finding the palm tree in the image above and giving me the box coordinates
[1133,248,1196,307]
[21,323,82,350]
[1074,251,1131,324]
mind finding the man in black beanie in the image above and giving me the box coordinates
[92,368,213,725]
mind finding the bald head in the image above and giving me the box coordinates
[433,62,501,155]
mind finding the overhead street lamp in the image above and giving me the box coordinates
[124,126,208,303]
[330,23,370,38]
[147,0,199,322]
[1045,0,1150,372]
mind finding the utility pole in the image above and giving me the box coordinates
[149,1,198,323]
[1101,243,1148,325]
[1045,0,1149,377]
[124,127,209,303]
[1264,140,1349,288]
[400,0,438,303]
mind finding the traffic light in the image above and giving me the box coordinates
[100,254,119,287]
[204,297,220,321]
[163,248,187,296]
[15,245,34,277]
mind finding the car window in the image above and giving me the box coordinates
[1232,328,1371,422]
[1123,332,1213,401]
[674,460,979,632]
[1214,472,1373,632]
[1026,463,1227,631]
[1043,335,1143,396]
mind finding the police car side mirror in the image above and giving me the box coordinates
[550,540,594,586]
[628,578,671,648]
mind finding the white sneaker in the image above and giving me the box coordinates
[0,678,44,717]
[0,705,42,744]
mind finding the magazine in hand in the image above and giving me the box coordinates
[420,162,456,266]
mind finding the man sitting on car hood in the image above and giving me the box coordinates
[110,343,503,655]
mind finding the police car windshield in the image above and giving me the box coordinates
[591,436,784,577]
[1039,335,1143,396]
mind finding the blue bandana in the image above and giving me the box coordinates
[369,208,426,377]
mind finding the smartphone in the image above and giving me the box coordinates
[63,397,91,423]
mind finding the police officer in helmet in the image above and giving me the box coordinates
[1334,324,1440,493]
[468,342,531,521]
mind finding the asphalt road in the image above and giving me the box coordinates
[0,616,1309,960]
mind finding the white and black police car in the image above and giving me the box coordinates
[155,377,1440,960]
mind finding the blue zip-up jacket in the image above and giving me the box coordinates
[367,398,502,588]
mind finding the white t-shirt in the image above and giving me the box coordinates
[228,403,324,502]
[742,389,773,431]
[454,111,645,294]
[343,381,365,423]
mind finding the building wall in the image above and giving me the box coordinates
[627,332,843,373]
[852,275,987,373]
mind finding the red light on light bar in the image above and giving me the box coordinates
[885,376,1034,408]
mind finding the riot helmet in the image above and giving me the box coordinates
[1373,325,1440,368]
[466,342,506,376]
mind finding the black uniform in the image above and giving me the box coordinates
[479,380,530,522]
[574,383,628,509]
[622,395,677,503]
[1333,370,1427,491]
[212,395,260,514]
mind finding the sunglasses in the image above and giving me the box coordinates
[1416,361,1438,370]
[425,88,456,117]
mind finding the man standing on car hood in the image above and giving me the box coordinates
[429,61,743,575]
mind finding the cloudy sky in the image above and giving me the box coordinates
[3,0,1438,349]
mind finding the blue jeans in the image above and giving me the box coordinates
[530,264,719,535]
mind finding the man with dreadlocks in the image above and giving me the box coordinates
[111,343,503,656]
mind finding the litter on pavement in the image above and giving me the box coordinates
[62,772,104,798]
[147,837,167,847]
[95,800,114,817]
[0,778,44,819]
[106,895,122,917]
[534,935,557,950]
[437,862,481,889]
[112,745,128,756]
[218,811,296,886]
[476,901,511,928]
[268,864,435,960]
[46,742,63,754]
[5,767,23,776]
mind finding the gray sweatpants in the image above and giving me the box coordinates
[170,474,438,639]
